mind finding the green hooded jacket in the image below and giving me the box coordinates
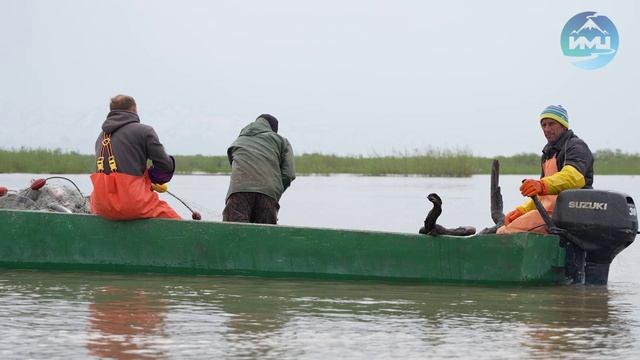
[226,118,296,202]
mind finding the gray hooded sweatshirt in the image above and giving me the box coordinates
[94,110,174,177]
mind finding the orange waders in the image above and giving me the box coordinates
[497,156,559,234]
[90,133,181,220]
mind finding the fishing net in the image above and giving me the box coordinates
[0,184,90,214]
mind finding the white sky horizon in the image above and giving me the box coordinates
[1,1,638,157]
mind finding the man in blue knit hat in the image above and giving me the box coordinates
[498,105,594,234]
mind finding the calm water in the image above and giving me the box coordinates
[1,173,639,359]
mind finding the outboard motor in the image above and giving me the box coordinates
[552,190,637,285]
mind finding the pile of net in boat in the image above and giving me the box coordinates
[0,184,90,214]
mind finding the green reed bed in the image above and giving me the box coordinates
[0,148,94,173]
[1,148,639,176]
[592,149,640,175]
[173,154,230,174]
[295,151,478,177]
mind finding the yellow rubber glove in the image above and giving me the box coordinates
[504,207,526,225]
[151,183,168,193]
[520,179,547,197]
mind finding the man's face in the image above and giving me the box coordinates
[541,118,566,143]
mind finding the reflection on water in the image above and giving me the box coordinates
[1,174,639,358]
[87,287,168,359]
[1,270,639,359]
[518,286,632,359]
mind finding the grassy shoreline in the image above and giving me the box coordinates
[1,148,639,176]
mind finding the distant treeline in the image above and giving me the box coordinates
[1,148,639,176]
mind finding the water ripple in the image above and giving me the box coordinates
[1,270,639,359]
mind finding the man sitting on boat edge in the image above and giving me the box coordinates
[497,105,593,234]
[89,94,181,220]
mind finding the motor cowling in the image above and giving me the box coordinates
[552,189,637,284]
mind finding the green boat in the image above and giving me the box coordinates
[0,208,568,285]
[1,184,636,285]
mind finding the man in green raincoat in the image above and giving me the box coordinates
[223,114,296,224]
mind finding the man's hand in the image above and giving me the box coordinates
[504,208,525,225]
[520,179,546,197]
[151,183,168,193]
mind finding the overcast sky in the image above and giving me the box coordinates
[1,1,638,157]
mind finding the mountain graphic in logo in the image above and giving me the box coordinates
[561,12,619,70]
[571,18,608,35]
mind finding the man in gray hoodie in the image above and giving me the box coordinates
[90,94,180,220]
[223,114,296,224]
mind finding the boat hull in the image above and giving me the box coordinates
[0,209,566,284]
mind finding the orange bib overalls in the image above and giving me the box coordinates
[90,133,181,220]
[497,155,558,234]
